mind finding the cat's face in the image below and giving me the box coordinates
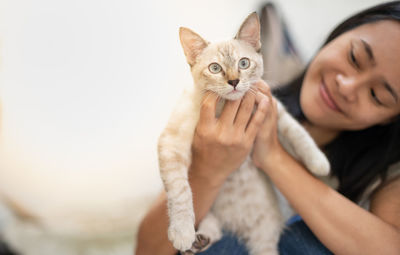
[190,40,263,100]
[180,13,263,100]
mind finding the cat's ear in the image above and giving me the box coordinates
[235,12,261,52]
[179,27,208,66]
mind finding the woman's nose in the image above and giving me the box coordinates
[336,74,361,103]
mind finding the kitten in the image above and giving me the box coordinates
[158,12,330,255]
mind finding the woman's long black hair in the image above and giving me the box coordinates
[273,1,400,202]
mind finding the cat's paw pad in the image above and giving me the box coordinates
[181,234,210,254]
[168,223,196,251]
[192,233,210,251]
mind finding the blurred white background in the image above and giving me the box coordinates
[0,0,386,253]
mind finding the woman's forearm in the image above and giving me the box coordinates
[261,147,400,255]
[135,191,175,255]
[135,164,223,255]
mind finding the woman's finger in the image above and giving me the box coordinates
[254,80,272,96]
[234,92,256,131]
[255,90,269,105]
[257,96,278,139]
[218,98,241,124]
[245,96,269,141]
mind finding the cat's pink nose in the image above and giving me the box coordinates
[228,79,240,88]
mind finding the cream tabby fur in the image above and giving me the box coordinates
[158,13,330,255]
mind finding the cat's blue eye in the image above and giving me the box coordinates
[238,58,250,69]
[208,63,222,74]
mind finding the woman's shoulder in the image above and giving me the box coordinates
[368,168,400,229]
[359,161,400,208]
[317,161,400,208]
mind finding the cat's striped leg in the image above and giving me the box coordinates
[158,135,196,251]
[276,101,330,176]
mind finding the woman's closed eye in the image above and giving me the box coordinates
[370,89,384,106]
[349,44,360,69]
[349,43,391,108]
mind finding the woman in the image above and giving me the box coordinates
[136,2,400,254]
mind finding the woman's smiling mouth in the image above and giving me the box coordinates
[319,79,343,113]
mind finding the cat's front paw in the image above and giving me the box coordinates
[168,222,196,251]
[180,233,210,255]
[306,152,330,176]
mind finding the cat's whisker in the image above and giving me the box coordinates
[201,88,211,96]
[248,88,257,95]
[202,92,212,102]
[249,85,259,92]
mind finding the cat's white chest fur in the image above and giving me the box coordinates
[212,157,282,233]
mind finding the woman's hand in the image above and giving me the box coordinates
[251,80,285,170]
[190,90,269,186]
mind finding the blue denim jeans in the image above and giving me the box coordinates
[196,218,333,255]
